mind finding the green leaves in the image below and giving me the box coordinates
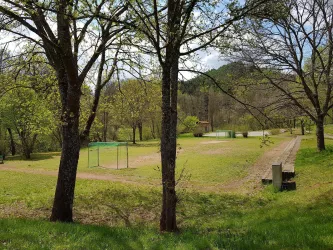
[107,79,161,127]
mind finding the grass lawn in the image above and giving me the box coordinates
[1,134,333,249]
[2,135,287,187]
[324,124,333,135]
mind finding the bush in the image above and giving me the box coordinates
[142,126,155,141]
[269,129,281,135]
[117,127,133,141]
[182,116,199,133]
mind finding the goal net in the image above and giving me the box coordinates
[88,142,128,169]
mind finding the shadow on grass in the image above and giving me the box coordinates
[5,152,61,162]
[1,179,333,249]
[1,202,333,250]
[127,142,160,148]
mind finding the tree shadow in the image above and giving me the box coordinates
[128,142,160,148]
[5,152,61,162]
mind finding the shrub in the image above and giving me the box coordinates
[270,129,281,135]
[182,116,199,133]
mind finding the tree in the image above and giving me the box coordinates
[181,61,282,132]
[80,47,120,145]
[0,86,54,159]
[237,0,333,151]
[126,0,270,231]
[109,79,161,144]
[182,116,199,132]
[0,0,128,222]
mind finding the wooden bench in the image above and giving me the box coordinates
[0,155,3,164]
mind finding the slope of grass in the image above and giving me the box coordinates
[1,135,333,249]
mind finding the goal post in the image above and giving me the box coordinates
[88,142,128,169]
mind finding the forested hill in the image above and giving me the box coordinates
[178,62,265,132]
[180,61,255,95]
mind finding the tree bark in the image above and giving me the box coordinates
[316,117,325,151]
[50,83,81,222]
[160,58,178,232]
[7,128,15,156]
[132,125,136,144]
[138,122,143,141]
[301,119,305,135]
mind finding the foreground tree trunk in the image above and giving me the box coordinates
[316,117,325,151]
[160,57,179,232]
[51,80,81,222]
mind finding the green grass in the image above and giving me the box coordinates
[3,135,286,187]
[1,134,333,249]
[324,124,333,135]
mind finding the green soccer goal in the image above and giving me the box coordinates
[88,142,128,169]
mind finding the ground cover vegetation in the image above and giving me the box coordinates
[0,0,332,246]
[1,134,333,249]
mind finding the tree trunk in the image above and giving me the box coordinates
[50,67,81,222]
[210,116,214,132]
[160,60,178,232]
[151,119,156,139]
[80,86,102,146]
[23,147,31,160]
[50,115,80,222]
[138,122,143,141]
[301,120,305,135]
[18,132,37,160]
[316,117,325,151]
[203,92,209,121]
[132,125,136,144]
[7,128,15,156]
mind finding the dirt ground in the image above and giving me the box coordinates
[201,137,297,194]
[200,140,230,144]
